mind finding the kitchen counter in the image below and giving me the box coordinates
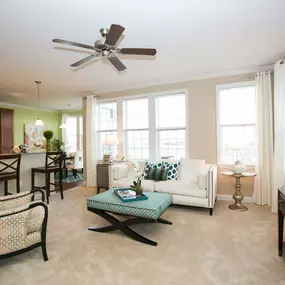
[0,152,54,196]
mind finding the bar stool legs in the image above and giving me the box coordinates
[59,170,63,200]
[4,181,8,196]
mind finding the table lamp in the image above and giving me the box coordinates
[104,134,118,160]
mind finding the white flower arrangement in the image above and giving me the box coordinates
[127,157,144,195]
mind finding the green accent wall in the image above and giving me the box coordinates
[66,110,82,116]
[0,105,62,145]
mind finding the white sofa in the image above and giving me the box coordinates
[111,158,217,215]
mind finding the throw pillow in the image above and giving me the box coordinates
[154,167,163,181]
[160,168,168,181]
[143,162,163,179]
[147,167,156,180]
[163,162,180,180]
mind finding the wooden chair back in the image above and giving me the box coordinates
[45,152,63,170]
[0,154,21,177]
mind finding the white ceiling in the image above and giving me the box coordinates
[0,0,285,110]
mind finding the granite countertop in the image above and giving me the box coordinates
[22,152,46,155]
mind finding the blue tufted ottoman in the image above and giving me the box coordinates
[87,189,173,246]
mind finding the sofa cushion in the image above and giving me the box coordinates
[178,158,206,183]
[112,178,155,192]
[163,162,180,180]
[154,180,207,198]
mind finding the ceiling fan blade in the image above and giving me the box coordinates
[120,48,157,56]
[108,56,126,71]
[71,54,99,67]
[105,24,125,46]
[53,39,94,50]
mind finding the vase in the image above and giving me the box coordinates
[46,139,51,151]
[231,160,247,174]
[135,188,143,196]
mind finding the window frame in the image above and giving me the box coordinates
[96,89,189,161]
[216,81,256,167]
[155,93,187,160]
[123,96,149,160]
[96,101,118,159]
[65,115,83,152]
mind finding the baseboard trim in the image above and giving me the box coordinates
[217,194,253,203]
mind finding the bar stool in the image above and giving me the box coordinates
[0,154,21,195]
[31,151,64,204]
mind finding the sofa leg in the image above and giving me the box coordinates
[209,208,213,216]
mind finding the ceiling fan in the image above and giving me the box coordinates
[52,24,157,71]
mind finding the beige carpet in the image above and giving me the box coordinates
[1,187,285,285]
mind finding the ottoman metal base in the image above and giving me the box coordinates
[88,207,172,246]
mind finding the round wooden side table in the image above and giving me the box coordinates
[222,171,256,212]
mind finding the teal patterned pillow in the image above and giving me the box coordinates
[163,162,180,180]
[160,168,168,181]
[144,162,163,179]
[147,167,156,180]
[155,167,163,181]
[146,167,163,181]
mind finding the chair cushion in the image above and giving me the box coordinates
[112,178,155,192]
[0,192,33,211]
[154,180,207,198]
[27,206,45,234]
[0,209,30,254]
[25,232,41,248]
[178,158,206,183]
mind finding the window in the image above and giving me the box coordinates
[66,116,82,152]
[123,98,149,159]
[96,90,188,161]
[96,102,117,159]
[156,94,186,159]
[217,84,256,165]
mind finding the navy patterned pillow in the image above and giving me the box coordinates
[144,162,163,179]
[163,162,180,180]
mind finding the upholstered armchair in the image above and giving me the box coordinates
[0,190,48,261]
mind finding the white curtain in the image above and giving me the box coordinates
[61,113,68,143]
[272,60,285,213]
[253,72,273,206]
[84,95,97,187]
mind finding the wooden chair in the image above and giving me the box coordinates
[0,153,21,196]
[0,189,48,261]
[66,150,83,179]
[31,152,63,204]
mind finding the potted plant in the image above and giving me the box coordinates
[128,159,144,196]
[43,130,53,151]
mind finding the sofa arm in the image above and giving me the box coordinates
[206,165,217,208]
[198,175,207,189]
[112,164,129,180]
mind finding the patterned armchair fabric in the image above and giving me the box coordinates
[0,190,48,261]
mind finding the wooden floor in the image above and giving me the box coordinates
[62,180,83,191]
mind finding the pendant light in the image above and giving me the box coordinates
[34,81,44,126]
[59,104,69,128]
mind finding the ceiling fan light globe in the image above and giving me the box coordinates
[100,28,109,38]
